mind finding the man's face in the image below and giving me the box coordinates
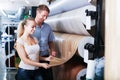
[35,10,49,24]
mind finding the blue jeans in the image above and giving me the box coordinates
[15,68,43,80]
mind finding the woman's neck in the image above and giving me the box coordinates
[22,33,31,39]
[21,33,35,45]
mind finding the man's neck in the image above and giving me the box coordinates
[37,22,44,28]
[37,23,42,27]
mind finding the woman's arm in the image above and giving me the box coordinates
[39,55,53,61]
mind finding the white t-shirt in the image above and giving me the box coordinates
[16,37,40,70]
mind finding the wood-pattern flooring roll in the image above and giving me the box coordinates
[52,54,87,80]
[49,32,94,67]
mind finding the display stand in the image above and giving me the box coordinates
[1,23,17,70]
[84,0,103,80]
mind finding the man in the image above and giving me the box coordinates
[33,4,56,80]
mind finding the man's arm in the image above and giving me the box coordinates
[48,41,56,56]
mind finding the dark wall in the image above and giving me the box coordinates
[31,6,37,18]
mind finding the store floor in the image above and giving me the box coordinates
[7,69,17,80]
[0,69,17,80]
[0,40,17,80]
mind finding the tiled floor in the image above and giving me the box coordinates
[0,69,17,80]
[7,69,17,80]
[0,41,17,80]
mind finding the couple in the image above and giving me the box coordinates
[15,4,56,80]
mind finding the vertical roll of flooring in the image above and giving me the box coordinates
[105,0,120,79]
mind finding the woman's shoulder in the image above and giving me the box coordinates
[16,37,24,45]
[32,36,39,44]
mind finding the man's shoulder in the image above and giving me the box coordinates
[43,22,50,27]
[43,22,52,29]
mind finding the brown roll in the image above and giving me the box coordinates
[49,32,94,67]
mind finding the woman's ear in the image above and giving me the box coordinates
[24,25,28,29]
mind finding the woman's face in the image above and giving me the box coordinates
[25,20,36,35]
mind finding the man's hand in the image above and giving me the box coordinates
[50,50,56,57]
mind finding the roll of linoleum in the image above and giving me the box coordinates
[46,5,96,36]
[49,32,94,67]
[48,0,90,16]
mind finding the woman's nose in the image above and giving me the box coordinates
[33,27,36,30]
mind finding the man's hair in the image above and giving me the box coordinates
[37,4,50,13]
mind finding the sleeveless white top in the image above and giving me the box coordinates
[16,37,40,70]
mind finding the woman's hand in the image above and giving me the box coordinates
[45,55,53,61]
[40,63,50,69]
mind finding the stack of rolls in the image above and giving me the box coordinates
[46,1,96,80]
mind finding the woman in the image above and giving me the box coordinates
[15,17,51,80]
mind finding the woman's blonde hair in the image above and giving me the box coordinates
[17,17,35,38]
[14,17,35,49]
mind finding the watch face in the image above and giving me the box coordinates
[76,68,86,80]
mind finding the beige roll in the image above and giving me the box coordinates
[49,32,94,67]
